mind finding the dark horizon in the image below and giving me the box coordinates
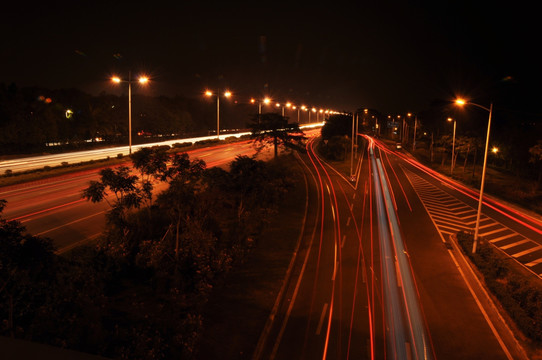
[2,2,540,115]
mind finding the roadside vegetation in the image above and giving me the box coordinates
[0,114,306,359]
[456,232,542,353]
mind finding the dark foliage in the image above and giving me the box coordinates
[457,231,542,343]
[0,149,298,359]
[321,113,353,140]
[248,112,306,158]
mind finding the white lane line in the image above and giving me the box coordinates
[526,258,542,267]
[512,245,542,258]
[489,233,519,243]
[478,221,501,230]
[36,211,105,236]
[56,233,101,254]
[341,235,346,248]
[346,216,351,226]
[500,239,530,250]
[316,303,329,335]
[480,227,511,237]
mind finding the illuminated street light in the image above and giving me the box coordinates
[350,112,355,181]
[447,117,456,175]
[409,113,418,152]
[111,72,149,154]
[205,90,232,139]
[455,98,494,253]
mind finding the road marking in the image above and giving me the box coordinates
[346,216,351,226]
[478,221,501,230]
[36,211,106,235]
[341,235,346,248]
[489,233,518,243]
[404,168,542,281]
[512,245,542,258]
[498,239,529,250]
[526,258,542,267]
[316,303,329,335]
[56,233,101,254]
[480,227,512,237]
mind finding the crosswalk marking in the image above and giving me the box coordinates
[513,245,542,258]
[526,258,542,267]
[500,239,530,250]
[489,233,518,243]
[480,227,510,237]
[403,168,542,280]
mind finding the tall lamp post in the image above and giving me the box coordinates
[408,113,418,152]
[111,73,149,155]
[455,99,493,253]
[447,117,457,176]
[350,112,355,181]
[205,90,231,139]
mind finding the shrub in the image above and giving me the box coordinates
[457,231,542,343]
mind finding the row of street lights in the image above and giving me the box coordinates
[110,74,333,146]
[110,74,493,254]
[375,100,494,254]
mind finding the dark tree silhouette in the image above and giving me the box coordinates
[248,112,306,158]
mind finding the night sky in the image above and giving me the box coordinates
[1,1,539,114]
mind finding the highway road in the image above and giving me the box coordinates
[2,129,541,359]
[254,135,539,359]
[0,123,324,174]
[0,127,321,254]
[0,133,250,174]
[0,139,275,253]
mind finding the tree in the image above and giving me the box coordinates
[0,199,56,338]
[130,146,170,207]
[156,153,207,263]
[248,112,306,158]
[321,114,352,140]
[82,166,143,259]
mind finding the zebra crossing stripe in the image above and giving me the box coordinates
[500,239,530,250]
[480,227,511,237]
[526,258,542,267]
[489,233,518,243]
[512,245,542,258]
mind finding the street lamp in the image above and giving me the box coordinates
[111,73,149,154]
[205,89,231,139]
[350,112,355,181]
[408,113,418,152]
[455,98,493,253]
[447,117,457,176]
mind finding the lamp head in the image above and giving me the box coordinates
[455,98,466,106]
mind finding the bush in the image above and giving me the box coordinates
[116,153,123,159]
[457,231,542,343]
[172,142,192,149]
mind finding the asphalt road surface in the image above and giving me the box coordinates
[254,135,538,359]
[0,140,268,253]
